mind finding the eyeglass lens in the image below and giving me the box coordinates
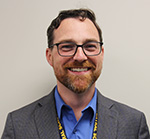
[58,42,101,56]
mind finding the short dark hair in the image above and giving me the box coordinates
[47,9,103,48]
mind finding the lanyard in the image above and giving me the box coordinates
[57,112,98,139]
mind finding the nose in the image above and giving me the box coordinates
[73,47,88,62]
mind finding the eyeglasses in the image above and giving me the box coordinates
[49,41,103,57]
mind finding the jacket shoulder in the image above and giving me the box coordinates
[9,88,55,122]
[97,91,150,138]
[97,91,143,116]
[2,88,59,138]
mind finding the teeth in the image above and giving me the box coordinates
[70,68,88,72]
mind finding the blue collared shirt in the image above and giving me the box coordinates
[54,86,97,139]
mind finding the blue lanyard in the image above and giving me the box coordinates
[57,112,98,139]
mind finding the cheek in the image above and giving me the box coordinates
[52,60,63,77]
[91,56,103,72]
[90,56,102,66]
[51,49,62,66]
[52,56,68,70]
[97,59,103,70]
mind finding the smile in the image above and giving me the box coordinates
[69,68,89,72]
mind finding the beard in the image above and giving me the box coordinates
[53,60,102,94]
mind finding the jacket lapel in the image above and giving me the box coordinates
[33,88,118,139]
[97,91,118,139]
[34,88,60,139]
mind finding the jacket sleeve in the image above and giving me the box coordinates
[138,113,150,139]
[1,113,15,139]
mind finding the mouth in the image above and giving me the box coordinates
[68,67,91,72]
[63,60,95,74]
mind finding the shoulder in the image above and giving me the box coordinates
[97,90,142,114]
[10,88,55,120]
[97,91,150,138]
[2,87,58,138]
[97,90,147,122]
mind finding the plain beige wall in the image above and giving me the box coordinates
[0,0,150,135]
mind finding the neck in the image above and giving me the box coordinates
[57,80,95,121]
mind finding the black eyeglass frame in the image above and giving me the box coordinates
[49,41,103,57]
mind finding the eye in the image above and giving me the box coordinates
[84,43,97,51]
[59,43,75,52]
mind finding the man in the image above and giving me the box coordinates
[2,9,150,139]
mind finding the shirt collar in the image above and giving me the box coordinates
[82,89,97,122]
[82,89,97,113]
[54,86,97,120]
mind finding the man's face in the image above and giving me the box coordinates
[46,18,104,94]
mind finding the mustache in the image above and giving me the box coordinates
[63,60,96,69]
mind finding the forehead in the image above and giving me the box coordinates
[53,18,100,43]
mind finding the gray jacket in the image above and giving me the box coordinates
[2,87,150,139]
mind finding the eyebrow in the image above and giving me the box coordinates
[58,38,99,44]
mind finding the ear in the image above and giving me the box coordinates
[46,48,53,66]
